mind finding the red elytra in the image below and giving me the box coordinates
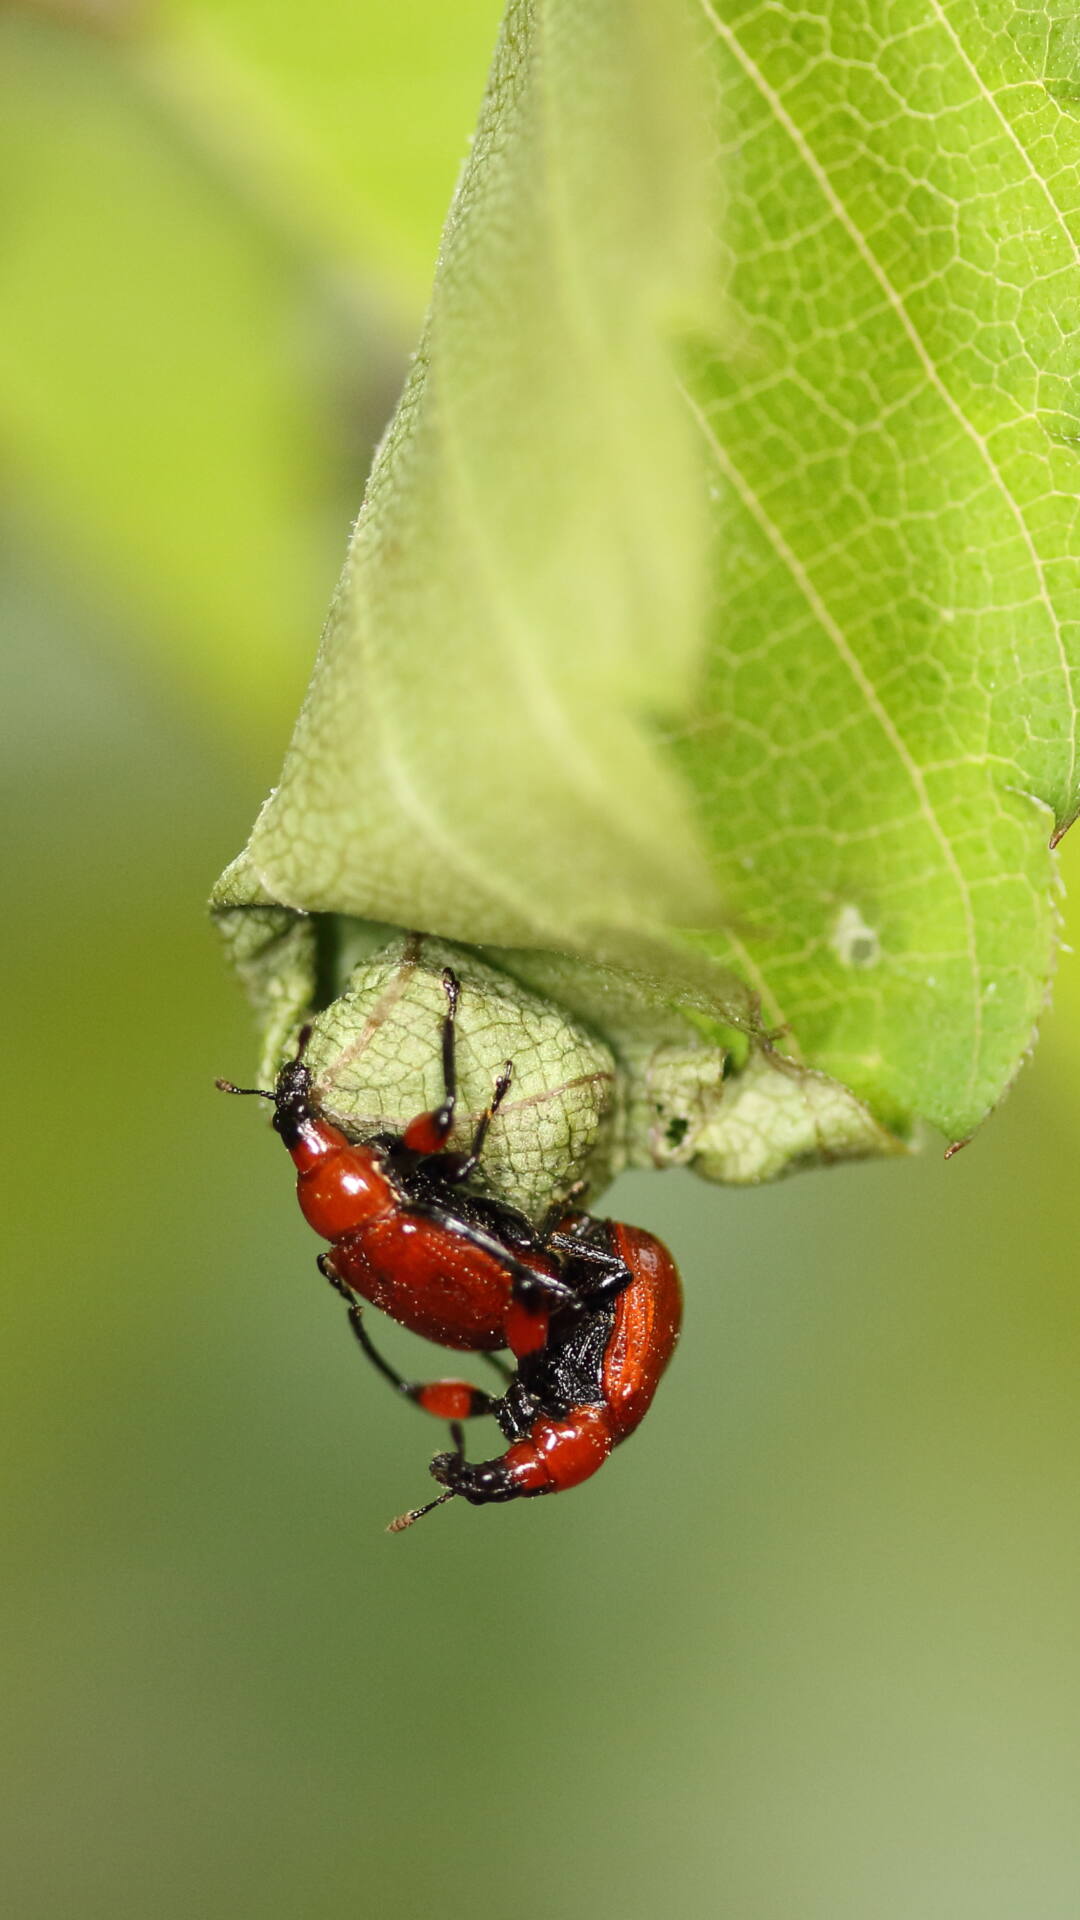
[600,1223,683,1442]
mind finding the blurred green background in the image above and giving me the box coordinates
[4,4,1079,1916]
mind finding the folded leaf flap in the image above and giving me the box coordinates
[231,0,723,954]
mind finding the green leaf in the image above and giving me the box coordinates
[217,0,1080,1176]
[677,0,1080,1143]
[225,0,727,954]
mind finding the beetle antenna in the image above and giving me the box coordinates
[216,1023,314,1101]
[386,1488,456,1534]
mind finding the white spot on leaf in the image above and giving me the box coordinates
[831,903,880,969]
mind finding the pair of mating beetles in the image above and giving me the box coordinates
[218,969,682,1530]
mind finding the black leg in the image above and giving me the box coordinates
[538,1184,589,1238]
[399,967,461,1155]
[542,1232,634,1311]
[544,1232,628,1271]
[384,1370,474,1534]
[452,1059,514,1179]
[436,966,460,1134]
[404,972,515,1181]
[402,1201,580,1311]
[510,1266,578,1311]
[317,1254,498,1423]
[386,1487,457,1533]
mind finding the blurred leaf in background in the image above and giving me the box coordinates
[0,0,500,750]
[186,0,516,295]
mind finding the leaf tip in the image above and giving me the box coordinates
[943,1136,972,1161]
